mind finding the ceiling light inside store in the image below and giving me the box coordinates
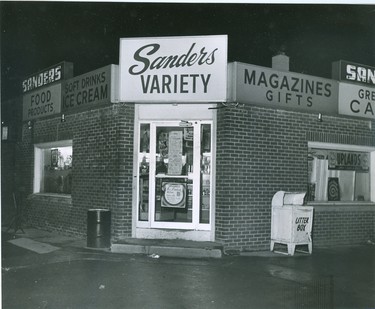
[179,120,193,127]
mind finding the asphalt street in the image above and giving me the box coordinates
[2,230,375,309]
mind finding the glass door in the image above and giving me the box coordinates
[153,123,194,227]
[137,121,212,230]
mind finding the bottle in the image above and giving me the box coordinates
[140,154,149,175]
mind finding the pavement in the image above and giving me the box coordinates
[2,227,375,309]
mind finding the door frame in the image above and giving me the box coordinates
[131,104,217,241]
[149,121,198,230]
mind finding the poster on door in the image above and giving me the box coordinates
[168,131,183,175]
[161,182,186,208]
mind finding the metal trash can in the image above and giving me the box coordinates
[87,209,111,248]
[270,191,314,256]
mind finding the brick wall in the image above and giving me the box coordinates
[1,142,16,224]
[20,104,134,240]
[216,105,375,251]
[2,96,23,225]
[313,208,375,246]
[16,101,375,251]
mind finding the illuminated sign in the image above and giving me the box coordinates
[338,83,375,119]
[22,62,73,93]
[328,150,369,172]
[332,60,375,87]
[62,65,118,112]
[23,83,62,121]
[119,35,227,102]
[229,62,338,114]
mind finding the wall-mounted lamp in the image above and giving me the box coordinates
[317,113,323,122]
[1,125,8,140]
[27,120,33,130]
[61,114,66,123]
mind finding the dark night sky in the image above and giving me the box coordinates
[1,2,375,101]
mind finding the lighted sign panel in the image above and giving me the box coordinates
[119,35,227,102]
[62,65,119,113]
[229,62,338,114]
[333,60,375,87]
[338,83,375,119]
[23,83,62,121]
[22,62,73,94]
[328,150,369,172]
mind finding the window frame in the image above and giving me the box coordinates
[308,141,375,204]
[33,139,73,195]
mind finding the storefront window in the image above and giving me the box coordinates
[154,126,193,223]
[308,146,371,202]
[200,124,211,223]
[138,123,150,221]
[34,141,72,194]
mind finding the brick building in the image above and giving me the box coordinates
[6,35,375,253]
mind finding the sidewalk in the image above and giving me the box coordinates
[3,227,224,258]
[2,227,86,250]
[3,226,375,258]
[3,227,321,259]
[2,227,375,309]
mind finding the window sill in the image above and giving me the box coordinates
[29,193,72,199]
[308,201,374,206]
[306,201,375,212]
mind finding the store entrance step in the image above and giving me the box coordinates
[111,238,223,258]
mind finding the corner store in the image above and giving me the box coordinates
[8,35,375,251]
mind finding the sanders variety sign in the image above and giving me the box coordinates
[119,35,227,102]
